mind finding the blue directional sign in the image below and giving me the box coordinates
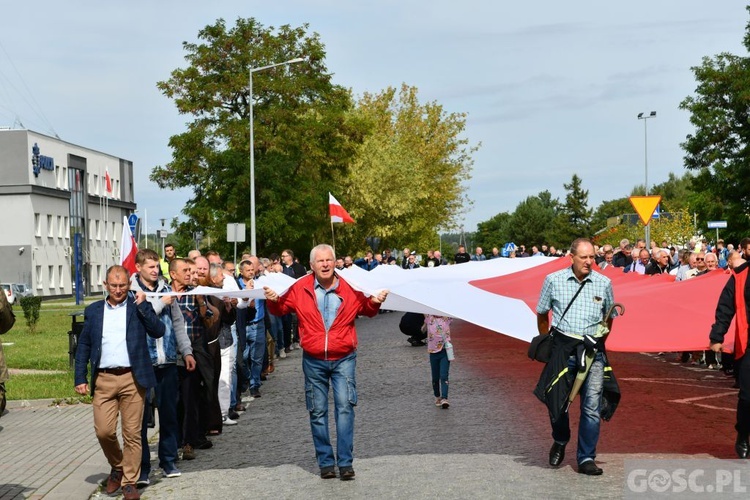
[128,213,139,235]
[707,220,727,229]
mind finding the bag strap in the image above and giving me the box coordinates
[552,280,587,332]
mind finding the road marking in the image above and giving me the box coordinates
[671,391,737,403]
[620,378,731,390]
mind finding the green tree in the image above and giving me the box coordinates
[549,174,592,246]
[504,190,558,247]
[680,7,750,242]
[333,84,477,255]
[474,212,511,250]
[151,18,364,256]
[590,197,633,233]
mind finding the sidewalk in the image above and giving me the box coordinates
[0,399,115,499]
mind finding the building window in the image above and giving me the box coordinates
[89,219,94,240]
[57,216,63,238]
[47,214,54,238]
[58,266,64,288]
[35,213,41,237]
[63,217,69,239]
[48,265,55,288]
[35,265,42,289]
[62,167,68,190]
[93,174,99,195]
[112,221,116,242]
[96,265,102,286]
[95,220,101,240]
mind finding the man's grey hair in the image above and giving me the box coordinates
[209,262,223,279]
[310,244,336,264]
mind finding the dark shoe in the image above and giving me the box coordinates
[339,467,355,481]
[234,403,246,412]
[195,438,213,449]
[736,434,749,458]
[122,483,141,500]
[228,410,240,420]
[320,467,336,479]
[549,442,566,467]
[577,461,603,475]
[260,374,268,381]
[105,468,123,494]
[250,388,261,398]
[181,444,196,460]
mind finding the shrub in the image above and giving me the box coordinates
[19,296,43,333]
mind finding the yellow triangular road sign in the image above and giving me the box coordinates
[629,195,662,226]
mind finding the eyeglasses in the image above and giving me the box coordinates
[696,257,704,261]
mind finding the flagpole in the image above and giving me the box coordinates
[331,220,335,254]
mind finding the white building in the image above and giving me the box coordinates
[0,129,136,298]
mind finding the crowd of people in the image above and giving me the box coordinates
[74,246,309,499]
[73,234,748,496]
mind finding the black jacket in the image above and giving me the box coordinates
[534,333,621,424]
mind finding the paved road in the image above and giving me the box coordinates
[0,312,740,499]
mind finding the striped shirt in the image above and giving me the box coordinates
[536,266,615,336]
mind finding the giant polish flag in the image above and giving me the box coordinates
[119,216,138,275]
[329,193,355,223]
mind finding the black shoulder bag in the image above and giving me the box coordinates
[528,280,587,363]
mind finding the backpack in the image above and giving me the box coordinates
[0,290,16,334]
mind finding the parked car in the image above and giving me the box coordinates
[11,283,32,299]
[1,283,15,305]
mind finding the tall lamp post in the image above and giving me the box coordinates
[637,111,656,247]
[249,57,305,255]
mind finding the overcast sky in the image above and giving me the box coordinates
[1,1,747,235]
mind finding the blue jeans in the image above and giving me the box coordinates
[430,349,450,399]
[268,313,284,353]
[551,351,604,465]
[302,350,357,469]
[141,364,179,473]
[246,321,266,389]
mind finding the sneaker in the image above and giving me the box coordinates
[181,444,196,460]
[136,471,150,488]
[320,466,337,479]
[105,468,123,494]
[284,347,291,354]
[250,387,261,398]
[435,397,442,407]
[162,464,182,478]
[122,483,141,500]
[441,399,450,409]
[228,410,240,420]
[222,415,238,425]
[279,350,287,359]
[292,342,300,350]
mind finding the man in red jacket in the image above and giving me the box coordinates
[264,244,388,481]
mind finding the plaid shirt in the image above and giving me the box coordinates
[176,288,212,344]
[536,266,615,336]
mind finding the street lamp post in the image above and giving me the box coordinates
[249,57,305,255]
[637,111,657,247]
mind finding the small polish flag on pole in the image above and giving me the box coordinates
[105,169,113,195]
[329,193,355,224]
[120,216,138,275]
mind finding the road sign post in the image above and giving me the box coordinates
[707,221,727,243]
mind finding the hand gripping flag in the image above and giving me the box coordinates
[119,216,138,275]
[329,193,355,223]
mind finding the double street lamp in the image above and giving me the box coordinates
[249,57,305,255]
[637,111,657,247]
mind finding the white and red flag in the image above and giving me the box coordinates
[104,170,112,195]
[119,216,138,275]
[329,193,355,224]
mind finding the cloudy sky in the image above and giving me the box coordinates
[1,1,747,234]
